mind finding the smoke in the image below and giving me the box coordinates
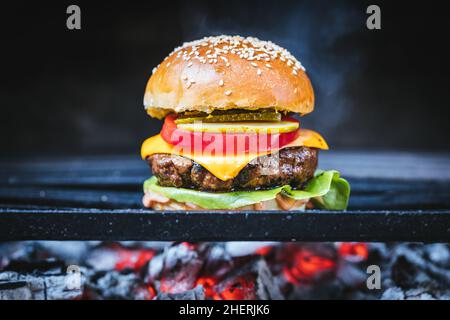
[177,0,365,134]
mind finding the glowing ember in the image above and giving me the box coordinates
[114,247,155,271]
[196,275,257,300]
[283,249,336,285]
[338,243,369,262]
[196,277,219,299]
[218,275,256,300]
[147,285,157,300]
[255,246,274,256]
[181,242,198,250]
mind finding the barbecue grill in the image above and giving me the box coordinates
[1,151,449,242]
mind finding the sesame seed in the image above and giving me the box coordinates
[219,79,224,86]
[265,63,271,68]
[166,35,307,75]
[250,62,258,68]
[257,68,262,76]
[186,81,192,88]
[225,90,232,96]
[187,62,193,67]
[182,75,188,80]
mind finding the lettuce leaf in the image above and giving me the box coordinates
[288,170,350,210]
[143,170,350,210]
[144,176,286,209]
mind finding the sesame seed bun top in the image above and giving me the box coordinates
[144,35,314,119]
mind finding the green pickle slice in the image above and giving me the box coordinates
[175,109,281,124]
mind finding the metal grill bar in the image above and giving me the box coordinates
[0,208,449,242]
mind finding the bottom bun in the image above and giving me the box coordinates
[142,191,310,211]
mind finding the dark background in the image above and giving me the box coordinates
[1,0,449,157]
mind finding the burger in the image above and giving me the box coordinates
[141,35,349,211]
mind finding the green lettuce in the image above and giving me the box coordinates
[143,170,350,210]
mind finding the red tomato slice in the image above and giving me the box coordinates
[160,114,300,155]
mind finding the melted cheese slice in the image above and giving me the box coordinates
[141,129,328,181]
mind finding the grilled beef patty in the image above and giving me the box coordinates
[148,147,318,192]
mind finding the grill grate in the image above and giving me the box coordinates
[1,152,449,242]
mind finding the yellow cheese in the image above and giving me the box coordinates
[141,129,328,181]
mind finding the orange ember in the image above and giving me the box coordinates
[255,246,274,256]
[146,285,157,300]
[283,249,336,285]
[338,243,369,261]
[181,242,198,250]
[196,275,256,300]
[115,248,155,271]
[196,277,220,299]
